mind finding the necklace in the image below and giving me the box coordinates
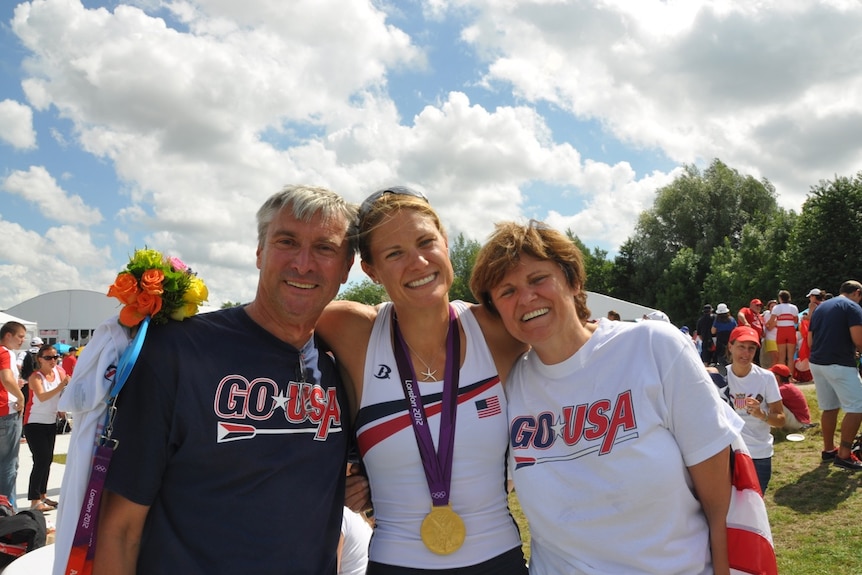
[402,340,441,381]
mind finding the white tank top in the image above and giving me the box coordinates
[26,367,63,425]
[356,301,521,568]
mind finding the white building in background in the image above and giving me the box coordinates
[5,289,122,347]
[585,292,658,323]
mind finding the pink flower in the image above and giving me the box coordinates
[168,256,188,272]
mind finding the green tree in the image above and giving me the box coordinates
[656,248,703,328]
[751,209,797,300]
[702,211,798,314]
[703,213,796,311]
[701,241,736,311]
[337,279,389,305]
[220,301,244,308]
[783,173,862,296]
[449,233,480,303]
[609,238,640,301]
[567,231,613,295]
[619,158,780,321]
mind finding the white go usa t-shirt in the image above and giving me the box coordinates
[507,319,742,575]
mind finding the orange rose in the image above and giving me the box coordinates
[119,304,147,327]
[136,292,163,317]
[141,268,165,295]
[118,293,164,327]
[108,272,139,305]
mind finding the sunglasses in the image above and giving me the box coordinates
[41,355,61,361]
[358,186,428,220]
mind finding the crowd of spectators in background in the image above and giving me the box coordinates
[687,285,862,471]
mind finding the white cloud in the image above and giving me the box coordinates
[544,166,683,248]
[383,92,673,250]
[458,0,862,209]
[0,217,113,308]
[4,0,684,304]
[13,0,421,142]
[0,99,36,150]
[8,0,853,310]
[6,0,428,304]
[2,166,103,225]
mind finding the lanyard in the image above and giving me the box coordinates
[391,306,460,507]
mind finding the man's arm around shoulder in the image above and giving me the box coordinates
[93,490,150,575]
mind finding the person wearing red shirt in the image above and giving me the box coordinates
[769,364,812,432]
[738,299,765,365]
[61,347,78,376]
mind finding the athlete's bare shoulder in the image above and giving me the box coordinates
[317,300,378,354]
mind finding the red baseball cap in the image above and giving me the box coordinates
[730,325,761,347]
[750,298,763,306]
[769,364,791,378]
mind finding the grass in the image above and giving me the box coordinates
[507,384,862,573]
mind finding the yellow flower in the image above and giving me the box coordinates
[184,276,208,305]
[169,302,200,322]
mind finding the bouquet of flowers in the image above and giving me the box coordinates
[108,248,209,327]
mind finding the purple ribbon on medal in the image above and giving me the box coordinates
[392,305,461,507]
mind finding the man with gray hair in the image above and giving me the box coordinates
[95,186,358,574]
[808,280,862,470]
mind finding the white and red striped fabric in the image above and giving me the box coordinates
[727,436,777,575]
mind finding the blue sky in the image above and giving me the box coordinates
[1,0,861,310]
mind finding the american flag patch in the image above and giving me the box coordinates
[475,396,501,418]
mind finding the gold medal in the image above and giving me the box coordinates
[420,504,466,555]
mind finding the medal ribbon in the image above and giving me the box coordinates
[392,305,460,507]
[64,445,113,575]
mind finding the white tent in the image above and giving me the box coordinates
[0,311,39,344]
[585,292,659,323]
